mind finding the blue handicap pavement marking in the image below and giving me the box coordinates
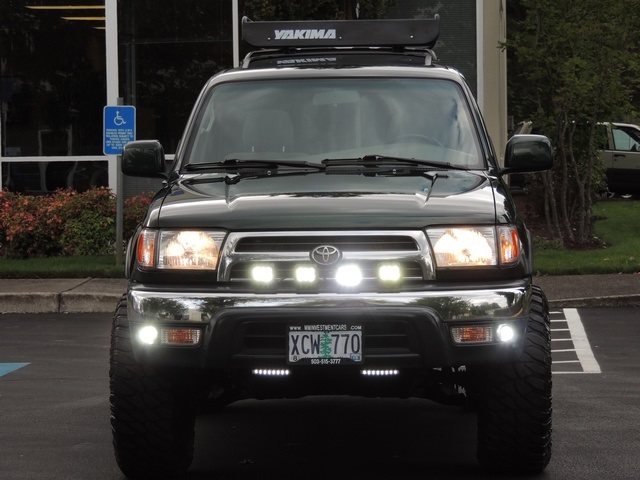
[0,363,30,378]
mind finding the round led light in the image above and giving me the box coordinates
[336,264,362,287]
[497,324,515,342]
[138,326,158,345]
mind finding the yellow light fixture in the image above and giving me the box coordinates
[26,5,105,9]
[61,16,106,21]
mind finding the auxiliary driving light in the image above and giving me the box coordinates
[336,264,362,287]
[251,265,274,283]
[138,326,159,345]
[295,266,317,283]
[378,264,401,282]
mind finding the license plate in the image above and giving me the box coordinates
[287,324,363,365]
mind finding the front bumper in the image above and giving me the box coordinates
[127,280,533,372]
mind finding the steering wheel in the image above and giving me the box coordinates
[390,134,444,147]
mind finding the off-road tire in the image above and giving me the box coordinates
[476,285,552,473]
[109,294,199,479]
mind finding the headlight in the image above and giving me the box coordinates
[427,226,520,268]
[137,229,226,270]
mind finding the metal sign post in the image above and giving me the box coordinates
[103,103,135,265]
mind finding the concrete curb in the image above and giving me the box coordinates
[0,278,127,314]
[0,292,124,314]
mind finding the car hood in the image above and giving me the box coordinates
[150,171,499,230]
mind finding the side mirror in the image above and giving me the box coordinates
[501,134,553,175]
[122,140,167,177]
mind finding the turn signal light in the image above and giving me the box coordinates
[161,328,201,345]
[451,326,494,344]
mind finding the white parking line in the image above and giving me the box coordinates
[558,308,601,374]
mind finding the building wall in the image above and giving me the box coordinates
[478,0,508,165]
[1,0,507,196]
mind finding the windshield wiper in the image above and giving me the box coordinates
[322,155,470,171]
[184,158,325,171]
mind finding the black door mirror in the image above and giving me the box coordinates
[122,140,166,178]
[502,135,553,175]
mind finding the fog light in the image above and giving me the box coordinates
[138,326,158,345]
[252,265,274,283]
[451,326,494,344]
[378,264,401,282]
[161,328,201,345]
[336,264,362,287]
[295,266,316,283]
[497,324,515,342]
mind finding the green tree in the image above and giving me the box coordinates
[507,0,640,245]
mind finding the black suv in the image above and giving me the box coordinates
[110,17,553,479]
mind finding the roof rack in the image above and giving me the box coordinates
[241,47,439,69]
[241,16,440,49]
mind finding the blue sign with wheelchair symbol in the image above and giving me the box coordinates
[103,105,136,155]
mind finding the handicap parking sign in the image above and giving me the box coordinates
[103,105,136,155]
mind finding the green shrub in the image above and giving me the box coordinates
[0,188,153,259]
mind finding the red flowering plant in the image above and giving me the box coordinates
[123,192,154,241]
[0,187,153,259]
[0,190,57,259]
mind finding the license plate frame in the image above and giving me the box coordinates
[287,324,363,365]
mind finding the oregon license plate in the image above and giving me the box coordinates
[287,324,363,365]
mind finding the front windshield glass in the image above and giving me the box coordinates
[186,78,483,168]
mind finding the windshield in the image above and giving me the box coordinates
[186,78,483,169]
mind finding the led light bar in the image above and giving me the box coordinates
[361,369,400,376]
[252,369,290,377]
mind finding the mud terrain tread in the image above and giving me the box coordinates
[109,295,196,479]
[476,285,552,473]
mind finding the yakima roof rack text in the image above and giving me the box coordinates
[241,16,439,49]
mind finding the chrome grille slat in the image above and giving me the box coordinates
[235,235,418,252]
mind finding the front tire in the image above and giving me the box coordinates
[475,285,552,473]
[109,295,199,479]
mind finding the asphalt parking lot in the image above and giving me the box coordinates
[1,308,639,479]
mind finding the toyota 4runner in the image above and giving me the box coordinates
[110,16,554,479]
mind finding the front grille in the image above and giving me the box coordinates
[218,230,435,284]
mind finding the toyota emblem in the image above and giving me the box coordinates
[310,245,341,265]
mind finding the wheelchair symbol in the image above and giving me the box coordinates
[113,111,126,126]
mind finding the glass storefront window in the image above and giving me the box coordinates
[118,0,233,154]
[1,0,107,193]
